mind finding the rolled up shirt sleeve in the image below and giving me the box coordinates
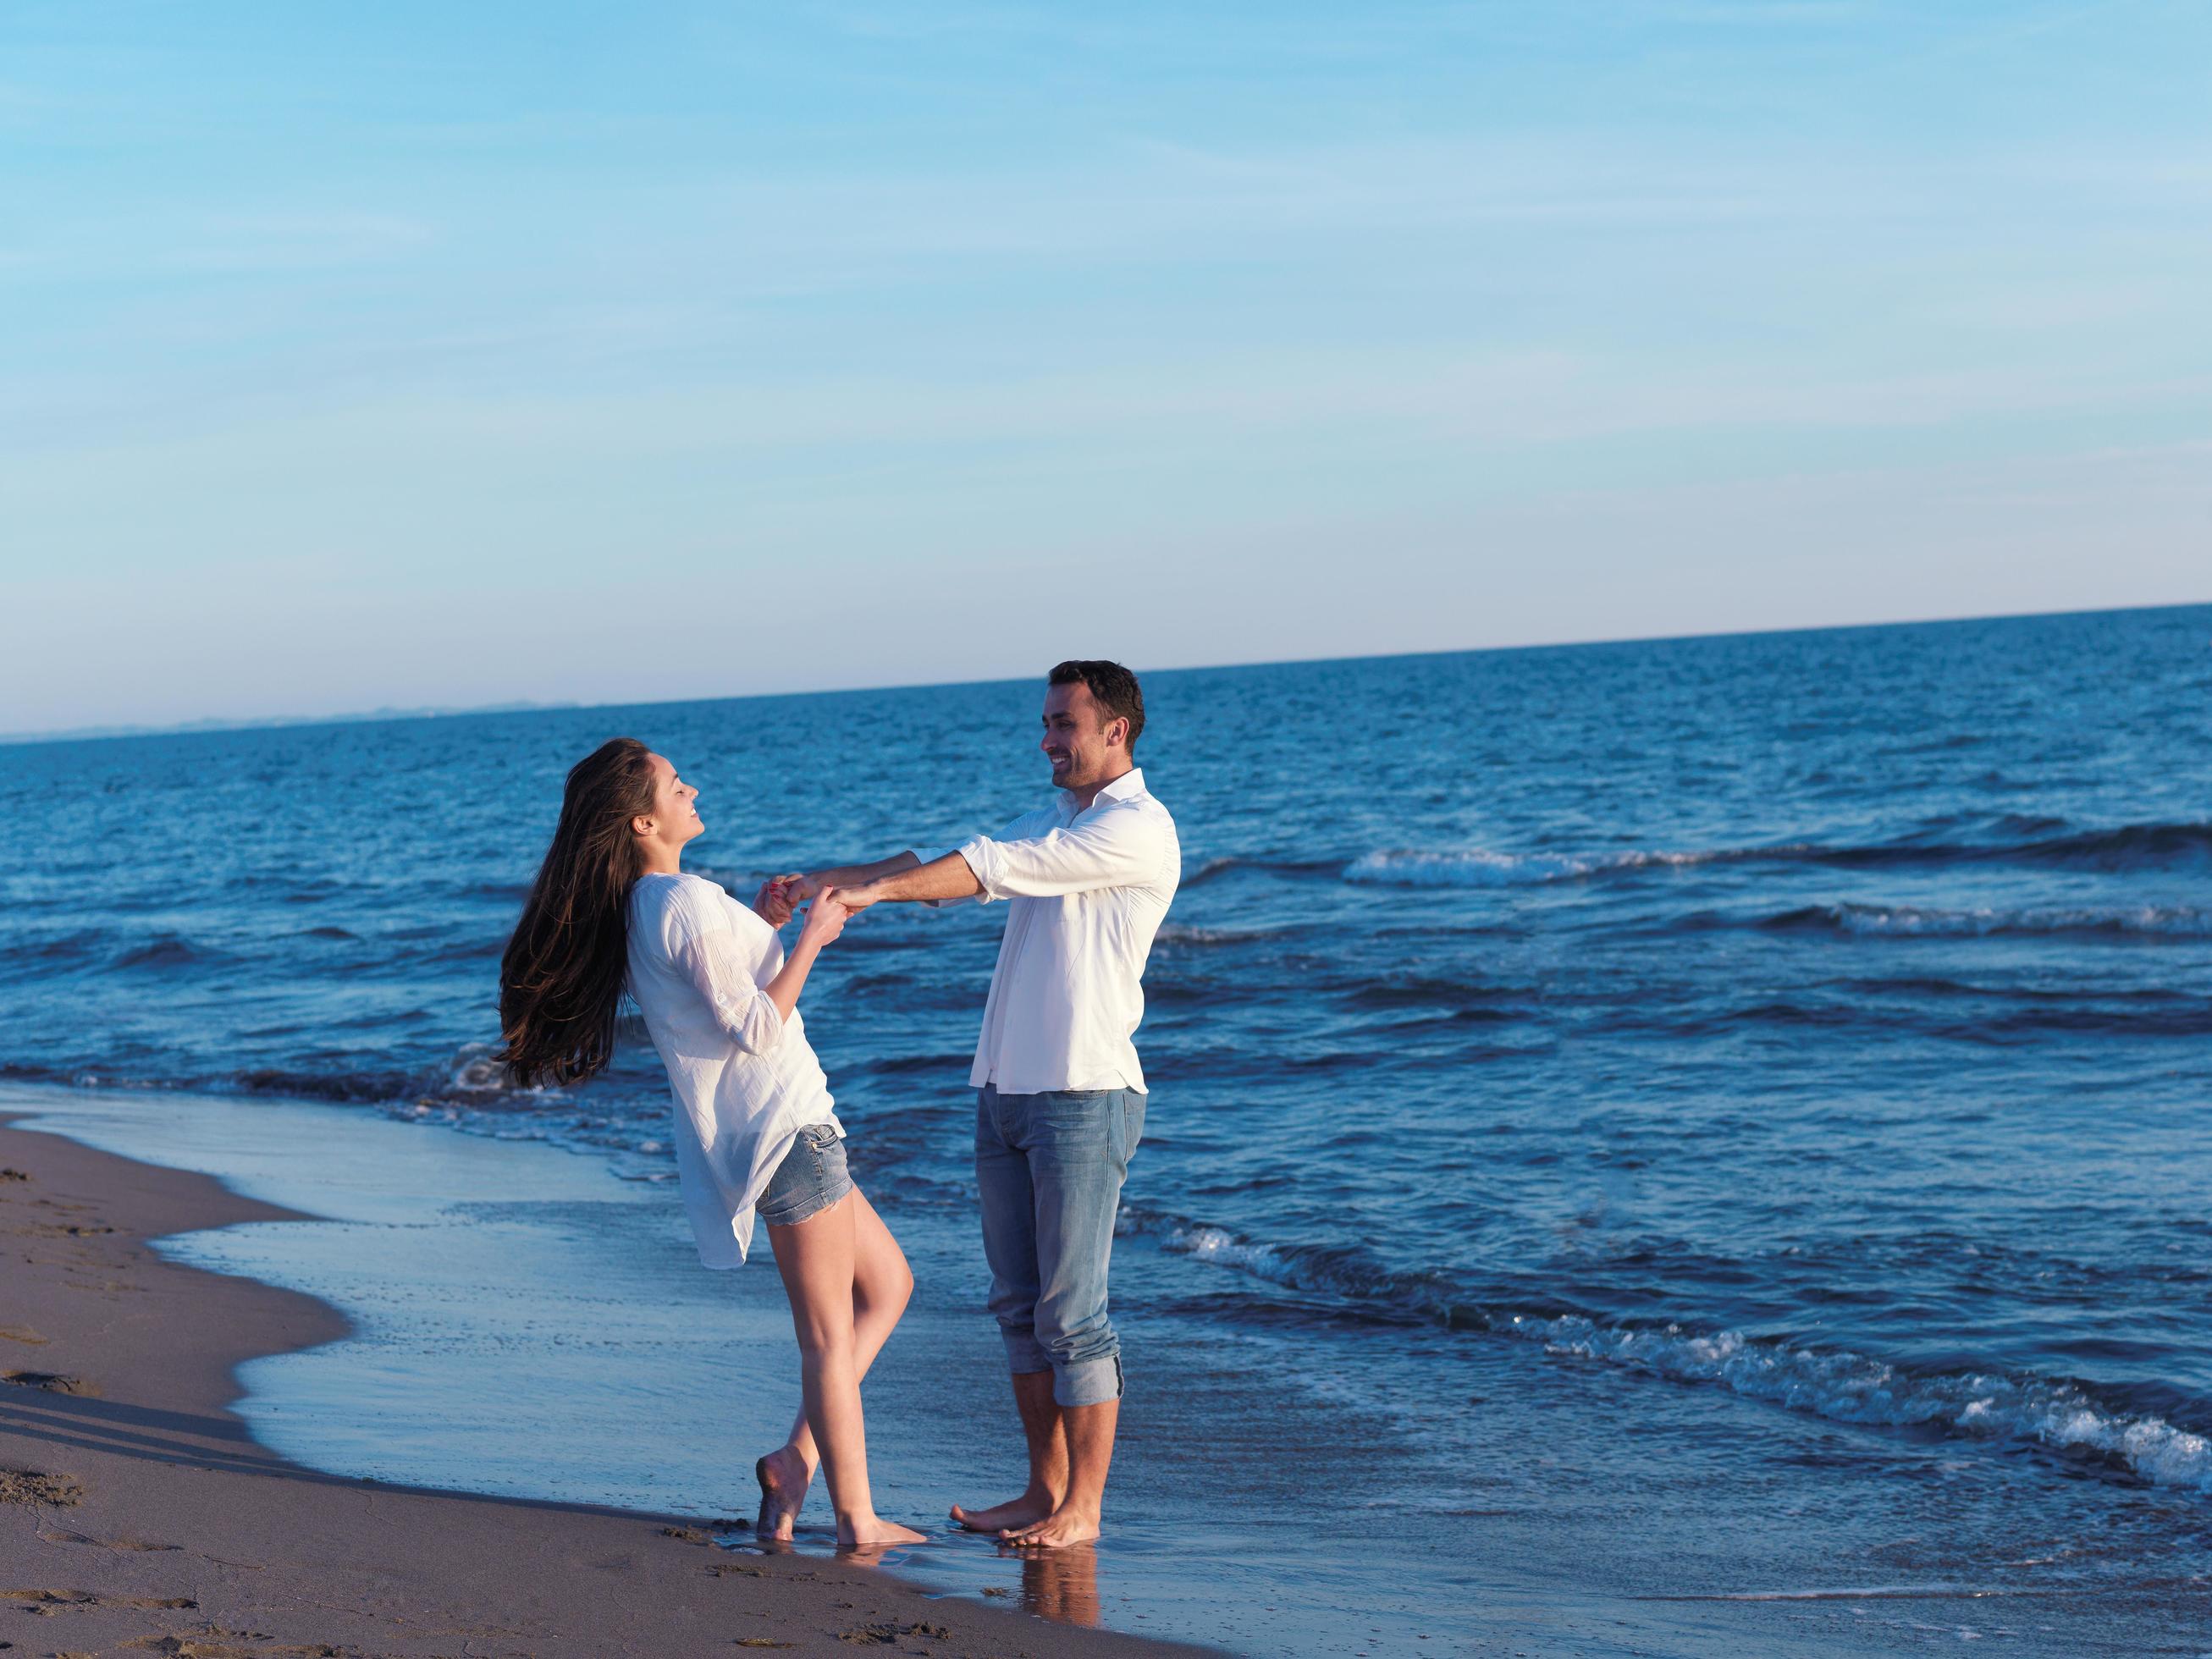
[906,846,987,909]
[958,809,1167,901]
[676,926,786,1055]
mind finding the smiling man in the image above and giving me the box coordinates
[792,660,1180,1548]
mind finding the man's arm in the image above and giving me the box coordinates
[949,812,1166,901]
[781,852,920,901]
[836,851,983,911]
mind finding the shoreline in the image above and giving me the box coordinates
[0,1111,1202,1658]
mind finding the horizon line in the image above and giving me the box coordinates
[6,597,2205,752]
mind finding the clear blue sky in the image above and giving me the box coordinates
[4,2,2208,730]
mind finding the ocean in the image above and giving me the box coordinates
[4,604,2209,1654]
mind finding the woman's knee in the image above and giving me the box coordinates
[797,1327,858,1367]
[873,1256,915,1312]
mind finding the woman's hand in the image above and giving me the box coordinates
[753,877,797,926]
[798,889,852,948]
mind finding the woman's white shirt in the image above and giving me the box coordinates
[626,871,841,1267]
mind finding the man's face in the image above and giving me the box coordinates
[1040,681,1123,791]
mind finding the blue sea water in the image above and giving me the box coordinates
[4,604,2211,1654]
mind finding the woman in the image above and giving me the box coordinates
[498,737,924,1551]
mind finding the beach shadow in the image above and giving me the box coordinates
[0,1386,699,1527]
[0,1386,320,1482]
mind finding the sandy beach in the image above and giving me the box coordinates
[0,1113,1202,1659]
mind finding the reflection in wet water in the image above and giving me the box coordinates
[1004,1540,1100,1627]
[716,1524,1105,1633]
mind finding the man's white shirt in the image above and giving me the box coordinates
[916,768,1179,1095]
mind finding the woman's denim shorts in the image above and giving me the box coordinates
[755,1122,852,1228]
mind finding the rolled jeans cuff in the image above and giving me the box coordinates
[1001,1327,1051,1376]
[1050,1353,1123,1408]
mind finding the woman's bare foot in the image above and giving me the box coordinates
[1000,1504,1101,1549]
[754,1444,814,1541]
[950,1489,1057,1533]
[839,1516,929,1552]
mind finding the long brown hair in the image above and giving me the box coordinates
[498,737,659,1087]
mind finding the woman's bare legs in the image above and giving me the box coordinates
[761,1188,913,1508]
[760,1186,922,1549]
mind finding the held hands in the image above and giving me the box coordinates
[752,877,798,927]
[758,870,875,933]
[798,887,853,947]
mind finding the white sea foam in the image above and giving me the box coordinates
[1346,847,1708,886]
[437,1041,554,1098]
[1156,923,1275,945]
[1523,1315,2212,1492]
[1810,902,2212,938]
[1161,1222,1295,1278]
[1150,1211,2212,1496]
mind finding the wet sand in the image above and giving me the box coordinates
[0,1113,1203,1658]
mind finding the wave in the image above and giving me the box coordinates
[1527,1317,2211,1490]
[1344,820,2212,889]
[1156,923,1280,946]
[460,879,532,904]
[0,931,111,974]
[111,935,223,971]
[1140,1214,2212,1495]
[1180,855,1343,889]
[1762,902,2212,939]
[234,1066,417,1104]
[1346,847,1706,886]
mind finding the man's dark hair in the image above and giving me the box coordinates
[1048,659,1145,751]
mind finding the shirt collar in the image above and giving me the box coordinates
[1057,766,1145,817]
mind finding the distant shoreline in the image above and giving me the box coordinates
[0,698,579,747]
[5,597,2204,750]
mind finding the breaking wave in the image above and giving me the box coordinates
[1761,902,2212,938]
[1143,1215,2212,1495]
[1344,820,2212,889]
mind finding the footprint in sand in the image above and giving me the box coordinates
[37,1528,181,1553]
[0,1469,84,1507]
[0,1588,198,1613]
[123,1633,345,1657]
[0,1326,47,1347]
[14,1221,117,1238]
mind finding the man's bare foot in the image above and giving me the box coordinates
[1000,1505,1100,1549]
[754,1444,814,1541]
[950,1490,1058,1534]
[839,1517,929,1552]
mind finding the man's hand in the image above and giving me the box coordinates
[779,872,823,904]
[752,877,797,927]
[833,881,883,914]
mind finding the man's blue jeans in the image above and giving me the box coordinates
[974,1084,1145,1408]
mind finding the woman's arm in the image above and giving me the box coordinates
[758,891,852,1023]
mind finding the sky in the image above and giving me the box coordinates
[3,2,2209,732]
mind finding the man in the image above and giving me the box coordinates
[789,659,1179,1549]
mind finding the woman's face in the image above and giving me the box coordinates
[638,752,703,848]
